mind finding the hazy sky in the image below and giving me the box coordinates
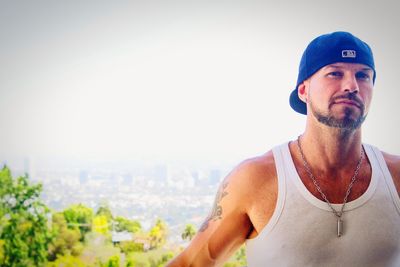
[1,0,399,166]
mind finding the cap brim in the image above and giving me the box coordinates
[289,88,307,115]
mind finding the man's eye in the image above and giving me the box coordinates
[327,71,343,77]
[356,72,371,80]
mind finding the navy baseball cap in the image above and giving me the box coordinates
[289,31,376,115]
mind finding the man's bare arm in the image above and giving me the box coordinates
[166,162,256,267]
[166,152,278,267]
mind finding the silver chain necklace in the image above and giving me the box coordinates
[296,135,364,237]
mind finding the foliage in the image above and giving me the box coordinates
[0,239,4,263]
[223,245,247,267]
[124,259,135,267]
[146,252,174,267]
[93,215,110,235]
[96,204,113,231]
[46,254,85,267]
[158,252,174,266]
[114,216,141,233]
[80,232,120,266]
[48,212,83,261]
[124,258,149,267]
[96,204,113,220]
[101,254,120,267]
[223,263,241,267]
[127,248,176,267]
[148,219,168,249]
[181,224,196,241]
[63,203,94,240]
[118,241,144,254]
[0,166,52,267]
[235,245,247,264]
[0,166,247,266]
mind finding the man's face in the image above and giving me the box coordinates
[302,62,374,130]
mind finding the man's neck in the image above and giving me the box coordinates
[292,120,371,203]
[299,123,363,172]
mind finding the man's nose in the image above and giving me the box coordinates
[342,74,359,94]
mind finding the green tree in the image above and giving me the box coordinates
[47,212,83,261]
[0,166,52,266]
[118,241,144,254]
[46,254,85,267]
[181,224,196,241]
[63,203,93,241]
[114,216,141,233]
[124,259,135,267]
[148,252,174,267]
[96,204,113,230]
[223,245,247,267]
[93,215,109,235]
[103,254,120,267]
[148,219,168,249]
[96,204,113,220]
[234,245,247,265]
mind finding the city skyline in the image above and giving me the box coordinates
[1,1,399,169]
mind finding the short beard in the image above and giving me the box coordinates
[313,107,366,130]
[310,95,367,131]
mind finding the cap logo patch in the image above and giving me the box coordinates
[342,50,356,58]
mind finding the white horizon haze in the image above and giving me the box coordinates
[1,1,399,170]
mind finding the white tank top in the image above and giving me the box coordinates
[246,142,400,267]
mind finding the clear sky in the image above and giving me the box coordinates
[1,0,399,167]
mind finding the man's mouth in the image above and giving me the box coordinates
[333,100,361,108]
[331,93,364,109]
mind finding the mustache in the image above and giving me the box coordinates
[330,92,364,108]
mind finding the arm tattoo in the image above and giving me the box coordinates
[199,180,229,232]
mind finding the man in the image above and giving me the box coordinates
[167,31,400,266]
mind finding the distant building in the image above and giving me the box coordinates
[192,170,200,185]
[79,170,89,184]
[122,173,133,185]
[167,165,195,188]
[111,231,151,251]
[194,170,211,186]
[24,157,36,180]
[209,169,221,185]
[153,164,167,184]
[111,231,133,244]
[132,233,151,251]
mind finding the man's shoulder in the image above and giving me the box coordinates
[239,150,276,174]
[378,150,400,194]
[364,145,399,176]
[225,149,277,192]
[381,150,400,164]
[381,150,400,175]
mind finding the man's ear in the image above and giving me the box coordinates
[298,81,308,103]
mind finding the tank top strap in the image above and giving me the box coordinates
[366,144,400,215]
